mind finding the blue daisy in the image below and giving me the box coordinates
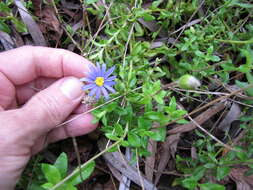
[81,63,116,100]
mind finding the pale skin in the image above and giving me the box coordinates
[0,46,98,190]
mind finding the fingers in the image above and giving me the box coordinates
[48,113,97,143]
[31,113,97,154]
[0,72,15,109]
[20,77,85,136]
[0,46,92,85]
[16,77,57,104]
[30,106,96,154]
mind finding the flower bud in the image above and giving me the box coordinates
[178,74,201,89]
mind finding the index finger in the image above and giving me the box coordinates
[0,46,91,85]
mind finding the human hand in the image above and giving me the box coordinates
[0,46,97,190]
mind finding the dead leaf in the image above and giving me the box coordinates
[0,31,15,50]
[31,0,42,16]
[15,0,47,46]
[40,6,62,35]
[218,103,241,132]
[155,103,226,184]
[138,18,167,38]
[61,0,80,9]
[155,133,180,185]
[145,139,157,182]
[230,167,253,190]
[104,179,117,190]
[169,19,202,35]
[119,148,132,190]
[167,103,226,134]
[98,138,157,190]
[191,146,197,160]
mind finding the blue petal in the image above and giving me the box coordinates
[88,63,97,73]
[105,76,116,81]
[101,64,106,75]
[95,87,102,99]
[87,64,99,79]
[96,62,102,76]
[88,87,98,96]
[101,86,109,100]
[82,83,96,91]
[104,84,116,93]
[104,81,116,86]
[80,77,94,83]
[104,66,115,79]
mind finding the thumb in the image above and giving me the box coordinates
[21,77,84,135]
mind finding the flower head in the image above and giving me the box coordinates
[81,63,116,100]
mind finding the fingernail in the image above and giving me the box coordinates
[60,77,83,100]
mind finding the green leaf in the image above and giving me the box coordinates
[207,46,214,54]
[134,22,144,37]
[68,161,95,186]
[144,111,164,121]
[237,64,251,73]
[0,2,11,13]
[104,102,118,112]
[142,13,155,21]
[170,110,187,118]
[65,184,78,190]
[221,61,236,71]
[128,132,142,147]
[41,182,54,189]
[229,1,253,8]
[193,166,206,180]
[11,17,27,33]
[164,97,177,113]
[235,80,253,96]
[138,117,152,130]
[154,90,166,104]
[114,123,124,136]
[105,133,120,141]
[210,55,221,62]
[204,163,216,169]
[28,183,45,190]
[244,168,253,176]
[152,0,163,8]
[176,119,189,124]
[0,20,11,33]
[216,166,230,180]
[139,96,152,104]
[195,50,204,57]
[148,127,166,141]
[236,150,248,160]
[246,72,253,84]
[41,164,61,184]
[199,183,225,190]
[54,152,68,178]
[182,177,198,190]
[93,110,107,119]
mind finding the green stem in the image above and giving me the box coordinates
[216,39,253,44]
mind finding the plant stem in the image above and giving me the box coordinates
[216,39,253,44]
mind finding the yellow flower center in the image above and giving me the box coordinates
[95,77,104,86]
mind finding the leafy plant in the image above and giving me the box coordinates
[40,153,95,190]
[0,0,27,33]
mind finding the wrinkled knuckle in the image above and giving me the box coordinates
[34,93,63,126]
